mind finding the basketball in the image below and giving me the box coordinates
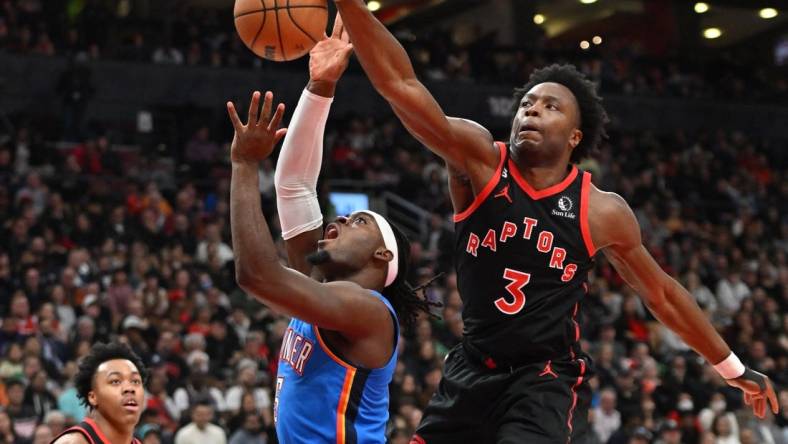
[234,0,328,62]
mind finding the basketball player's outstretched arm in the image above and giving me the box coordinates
[333,1,497,186]
[276,15,354,276]
[228,91,392,340]
[589,187,779,418]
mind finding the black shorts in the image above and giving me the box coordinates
[411,343,593,444]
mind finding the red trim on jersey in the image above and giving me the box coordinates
[453,142,508,223]
[571,302,581,343]
[565,359,587,442]
[509,162,578,200]
[579,171,597,257]
[410,435,427,444]
[84,418,133,444]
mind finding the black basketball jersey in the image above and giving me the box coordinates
[50,418,142,444]
[453,142,596,365]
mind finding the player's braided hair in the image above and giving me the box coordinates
[512,63,609,162]
[75,342,149,409]
[382,222,443,326]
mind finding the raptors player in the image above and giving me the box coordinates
[332,2,780,443]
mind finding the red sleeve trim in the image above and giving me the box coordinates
[453,142,507,223]
[579,171,596,257]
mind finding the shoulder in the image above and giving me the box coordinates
[588,184,630,217]
[51,432,90,444]
[587,183,640,250]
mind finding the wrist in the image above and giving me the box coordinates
[307,79,337,98]
[713,352,745,379]
[231,159,260,170]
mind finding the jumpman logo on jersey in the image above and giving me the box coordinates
[539,360,558,379]
[494,184,512,203]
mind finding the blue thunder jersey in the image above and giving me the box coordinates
[274,291,399,444]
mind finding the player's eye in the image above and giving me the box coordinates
[110,379,120,385]
[354,216,366,224]
[547,103,558,110]
[521,101,531,108]
[131,379,142,385]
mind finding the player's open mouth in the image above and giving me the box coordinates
[519,123,540,134]
[323,224,339,240]
[122,398,139,411]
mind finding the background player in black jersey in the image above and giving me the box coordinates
[51,342,146,444]
[332,2,780,443]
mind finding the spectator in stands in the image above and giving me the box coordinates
[42,410,65,436]
[0,410,16,444]
[594,388,623,443]
[228,412,267,444]
[31,423,53,444]
[5,378,37,440]
[174,399,227,444]
[225,359,272,426]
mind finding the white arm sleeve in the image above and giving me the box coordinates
[274,88,333,240]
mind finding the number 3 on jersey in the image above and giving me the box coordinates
[495,268,531,315]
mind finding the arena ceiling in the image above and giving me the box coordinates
[370,0,788,48]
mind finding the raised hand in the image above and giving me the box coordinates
[226,91,287,164]
[725,368,779,418]
[309,13,353,83]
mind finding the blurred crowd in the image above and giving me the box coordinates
[0,0,786,102]
[0,1,787,444]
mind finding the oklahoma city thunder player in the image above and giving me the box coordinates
[228,16,432,443]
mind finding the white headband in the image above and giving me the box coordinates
[360,210,399,287]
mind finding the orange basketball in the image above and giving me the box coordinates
[234,0,328,62]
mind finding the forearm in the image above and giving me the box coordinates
[231,162,282,286]
[334,0,417,94]
[648,278,730,364]
[274,86,332,240]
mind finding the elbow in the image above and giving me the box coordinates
[235,264,265,293]
[235,266,255,292]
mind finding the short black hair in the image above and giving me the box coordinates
[512,64,608,163]
[75,342,149,409]
[5,378,25,390]
[382,223,442,326]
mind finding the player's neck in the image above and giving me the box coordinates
[511,155,573,191]
[328,268,384,293]
[91,412,134,444]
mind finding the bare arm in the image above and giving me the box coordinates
[590,186,778,418]
[333,1,496,183]
[228,91,391,339]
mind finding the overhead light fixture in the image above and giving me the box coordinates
[694,2,709,13]
[580,40,590,49]
[759,8,778,19]
[703,27,722,39]
[533,14,545,25]
[367,1,381,11]
[580,0,597,4]
[592,35,602,45]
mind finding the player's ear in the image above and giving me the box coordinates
[569,128,583,150]
[88,390,97,409]
[374,247,394,263]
